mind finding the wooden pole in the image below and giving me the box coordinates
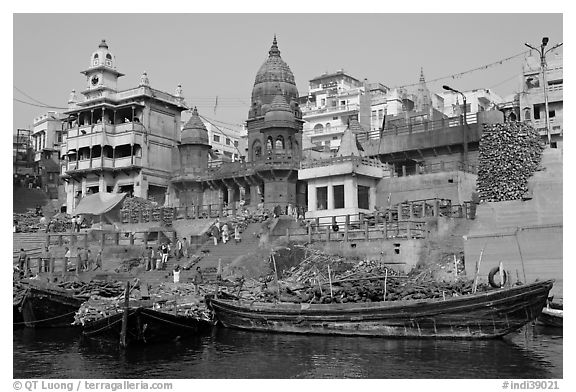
[120,280,130,348]
[327,265,333,298]
[498,261,505,288]
[472,245,486,294]
[514,229,528,283]
[383,269,388,301]
[453,254,458,280]
[271,253,280,299]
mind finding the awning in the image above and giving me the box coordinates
[73,192,127,215]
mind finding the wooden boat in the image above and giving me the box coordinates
[20,282,86,328]
[538,302,562,328]
[81,306,213,346]
[207,280,553,339]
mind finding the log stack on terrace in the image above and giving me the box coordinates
[477,122,544,202]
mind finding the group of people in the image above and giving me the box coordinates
[209,219,241,246]
[63,246,102,272]
[142,241,172,271]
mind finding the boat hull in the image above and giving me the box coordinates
[20,286,84,328]
[82,307,212,346]
[538,307,562,328]
[208,280,553,339]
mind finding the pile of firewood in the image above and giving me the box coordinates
[73,281,213,326]
[477,122,544,202]
[57,280,125,298]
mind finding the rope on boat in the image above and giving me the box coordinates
[13,310,77,326]
[82,309,138,336]
[143,311,205,330]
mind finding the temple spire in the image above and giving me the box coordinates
[269,34,281,57]
[419,67,425,83]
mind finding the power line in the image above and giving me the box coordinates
[392,50,529,90]
[198,114,244,157]
[13,97,68,110]
[14,86,54,107]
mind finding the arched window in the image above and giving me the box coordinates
[252,140,262,160]
[275,136,285,150]
[523,108,531,121]
[266,137,273,151]
[313,124,324,134]
[106,53,112,60]
[93,54,99,59]
[326,122,331,131]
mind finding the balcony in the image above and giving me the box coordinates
[115,156,142,168]
[303,103,360,118]
[64,156,141,175]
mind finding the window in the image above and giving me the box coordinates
[275,136,284,150]
[213,135,220,142]
[533,105,541,120]
[234,140,238,147]
[371,110,377,121]
[226,138,231,145]
[549,110,556,118]
[313,124,324,134]
[321,98,326,106]
[332,116,338,120]
[378,109,384,120]
[333,185,344,209]
[316,187,327,210]
[340,100,346,106]
[326,123,331,131]
[358,185,370,210]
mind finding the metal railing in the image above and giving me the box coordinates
[357,113,477,142]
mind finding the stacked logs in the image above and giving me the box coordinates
[73,281,213,326]
[477,122,544,202]
[57,280,125,299]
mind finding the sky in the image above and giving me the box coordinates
[12,12,563,134]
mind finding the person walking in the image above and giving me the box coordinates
[86,249,94,271]
[94,249,103,270]
[17,249,28,275]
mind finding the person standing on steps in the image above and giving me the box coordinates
[234,225,241,244]
[176,237,183,260]
[183,237,190,259]
[173,264,181,284]
[160,242,170,270]
[211,224,220,246]
[221,223,230,244]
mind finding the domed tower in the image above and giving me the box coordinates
[175,107,211,207]
[261,94,302,159]
[247,35,302,162]
[80,39,124,100]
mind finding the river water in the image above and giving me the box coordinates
[13,324,562,379]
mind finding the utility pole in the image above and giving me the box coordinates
[525,37,563,145]
[443,85,468,167]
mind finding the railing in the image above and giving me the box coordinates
[357,113,477,142]
[305,219,427,242]
[303,103,360,116]
[392,160,477,175]
[120,206,174,226]
[300,154,389,170]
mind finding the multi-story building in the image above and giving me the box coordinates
[13,129,32,175]
[301,70,372,151]
[60,40,187,210]
[437,88,503,119]
[32,111,66,198]
[519,47,563,144]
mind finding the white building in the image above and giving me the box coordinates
[301,70,372,152]
[519,46,563,143]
